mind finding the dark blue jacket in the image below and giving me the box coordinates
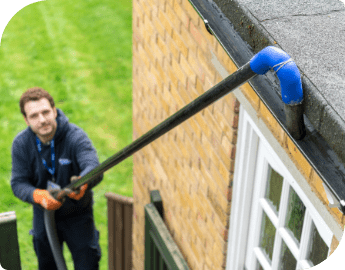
[11,108,103,236]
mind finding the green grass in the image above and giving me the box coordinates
[0,0,132,269]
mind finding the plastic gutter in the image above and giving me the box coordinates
[188,0,345,213]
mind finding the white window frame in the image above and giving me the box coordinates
[226,105,333,270]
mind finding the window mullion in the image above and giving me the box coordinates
[271,179,290,270]
[298,210,313,268]
[279,227,299,259]
[297,259,312,270]
[277,179,291,227]
[254,247,272,270]
[259,198,279,227]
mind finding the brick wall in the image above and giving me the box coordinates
[132,0,240,269]
[132,0,343,269]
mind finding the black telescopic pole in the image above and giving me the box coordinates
[54,62,257,201]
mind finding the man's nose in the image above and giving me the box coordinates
[38,113,46,123]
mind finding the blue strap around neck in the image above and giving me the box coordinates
[36,136,55,181]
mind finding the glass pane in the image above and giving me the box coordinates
[307,222,329,266]
[279,240,297,270]
[265,165,284,213]
[259,211,276,262]
[285,188,306,244]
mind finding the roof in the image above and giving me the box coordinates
[189,0,345,209]
[213,0,345,162]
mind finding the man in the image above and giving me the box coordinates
[11,87,103,269]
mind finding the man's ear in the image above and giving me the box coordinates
[53,107,57,118]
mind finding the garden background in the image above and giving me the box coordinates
[0,0,132,268]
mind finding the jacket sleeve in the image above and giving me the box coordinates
[74,130,104,190]
[10,138,36,204]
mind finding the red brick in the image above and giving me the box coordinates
[162,82,175,111]
[223,97,237,121]
[156,60,168,86]
[188,52,205,82]
[203,108,222,140]
[181,25,198,58]
[138,43,151,70]
[198,16,217,51]
[204,75,215,93]
[197,48,215,80]
[195,113,212,140]
[189,117,202,141]
[156,34,169,58]
[166,3,181,34]
[143,35,155,62]
[151,40,164,66]
[180,121,194,142]
[218,160,231,186]
[167,67,179,90]
[171,57,187,86]
[138,0,151,19]
[158,9,173,38]
[194,139,210,173]
[150,64,164,90]
[216,42,235,74]
[172,30,188,59]
[221,134,232,157]
[213,108,236,143]
[182,0,200,27]
[144,13,156,43]
[180,54,196,85]
[146,0,159,18]
[209,162,228,195]
[165,0,174,10]
[133,0,144,24]
[195,76,205,95]
[176,131,189,158]
[200,132,215,166]
[167,35,180,62]
[173,0,190,30]
[178,78,192,104]
[186,82,199,100]
[170,82,185,109]
[190,21,209,53]
[153,17,166,40]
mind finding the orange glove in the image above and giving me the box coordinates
[67,176,88,200]
[33,189,62,210]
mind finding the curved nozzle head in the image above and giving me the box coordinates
[250,46,306,140]
[250,46,303,105]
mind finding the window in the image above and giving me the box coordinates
[226,106,333,270]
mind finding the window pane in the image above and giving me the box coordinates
[279,241,297,270]
[308,222,329,266]
[285,188,306,243]
[259,211,276,262]
[265,165,284,213]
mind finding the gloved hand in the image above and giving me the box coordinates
[67,176,88,201]
[33,189,62,210]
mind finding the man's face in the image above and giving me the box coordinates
[24,98,57,142]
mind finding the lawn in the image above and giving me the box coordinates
[0,0,132,268]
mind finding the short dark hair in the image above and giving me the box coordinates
[20,87,55,117]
